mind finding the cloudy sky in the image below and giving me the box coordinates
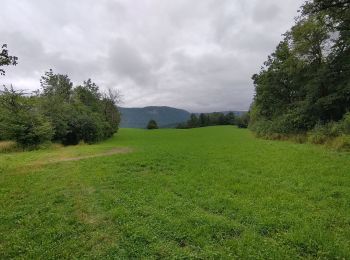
[1,0,304,112]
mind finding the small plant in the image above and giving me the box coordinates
[341,113,350,134]
[330,135,350,151]
[0,141,18,153]
[147,119,158,130]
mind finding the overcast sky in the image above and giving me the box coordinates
[1,0,304,112]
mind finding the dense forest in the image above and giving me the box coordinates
[0,49,120,148]
[176,112,249,129]
[250,0,350,147]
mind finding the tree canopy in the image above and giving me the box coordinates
[0,44,18,76]
[0,69,121,148]
[250,0,350,137]
[177,112,248,129]
[147,119,159,129]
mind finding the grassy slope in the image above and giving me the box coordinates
[1,126,350,259]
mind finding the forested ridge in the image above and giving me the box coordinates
[176,112,249,129]
[250,0,350,148]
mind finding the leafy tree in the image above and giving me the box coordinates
[101,88,121,137]
[176,123,188,129]
[39,70,74,142]
[147,119,158,129]
[74,79,101,111]
[225,112,236,125]
[199,113,209,127]
[187,114,199,128]
[236,113,250,129]
[36,71,121,145]
[0,44,17,76]
[0,49,120,148]
[0,86,53,148]
[40,69,73,102]
[251,0,350,136]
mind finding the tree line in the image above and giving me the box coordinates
[250,0,350,147]
[0,50,120,149]
[176,112,249,129]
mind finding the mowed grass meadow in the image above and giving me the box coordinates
[1,126,350,259]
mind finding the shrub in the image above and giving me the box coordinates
[0,111,53,149]
[308,131,328,145]
[250,119,274,137]
[308,122,342,145]
[176,123,188,129]
[147,120,158,129]
[0,88,53,149]
[331,135,350,151]
[341,113,350,134]
[38,73,120,145]
[0,141,18,153]
[236,113,250,128]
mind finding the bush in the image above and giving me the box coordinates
[0,141,18,153]
[308,122,342,145]
[250,119,274,137]
[236,113,250,128]
[0,88,53,149]
[59,112,106,145]
[331,135,350,151]
[147,120,158,129]
[308,131,328,145]
[0,111,53,149]
[38,73,120,145]
[341,113,350,134]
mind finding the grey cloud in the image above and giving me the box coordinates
[108,38,155,85]
[1,0,304,112]
[253,2,281,23]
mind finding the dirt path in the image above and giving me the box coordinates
[33,147,133,165]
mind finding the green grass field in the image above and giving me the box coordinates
[1,127,350,259]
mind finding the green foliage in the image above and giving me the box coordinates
[179,112,242,129]
[331,135,350,151]
[187,114,199,128]
[147,119,158,129]
[1,127,350,258]
[251,0,350,138]
[38,71,120,145]
[0,70,120,148]
[0,141,18,153]
[199,113,210,127]
[175,122,189,129]
[225,112,236,125]
[0,44,18,76]
[40,69,73,102]
[341,112,350,134]
[0,87,53,148]
[236,113,250,128]
[308,114,350,148]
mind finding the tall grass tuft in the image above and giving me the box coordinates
[0,141,18,153]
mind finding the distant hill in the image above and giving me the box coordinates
[119,106,248,128]
[119,106,191,128]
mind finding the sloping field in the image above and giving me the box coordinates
[1,127,349,259]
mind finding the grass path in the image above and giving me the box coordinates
[30,147,133,165]
[1,127,350,259]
